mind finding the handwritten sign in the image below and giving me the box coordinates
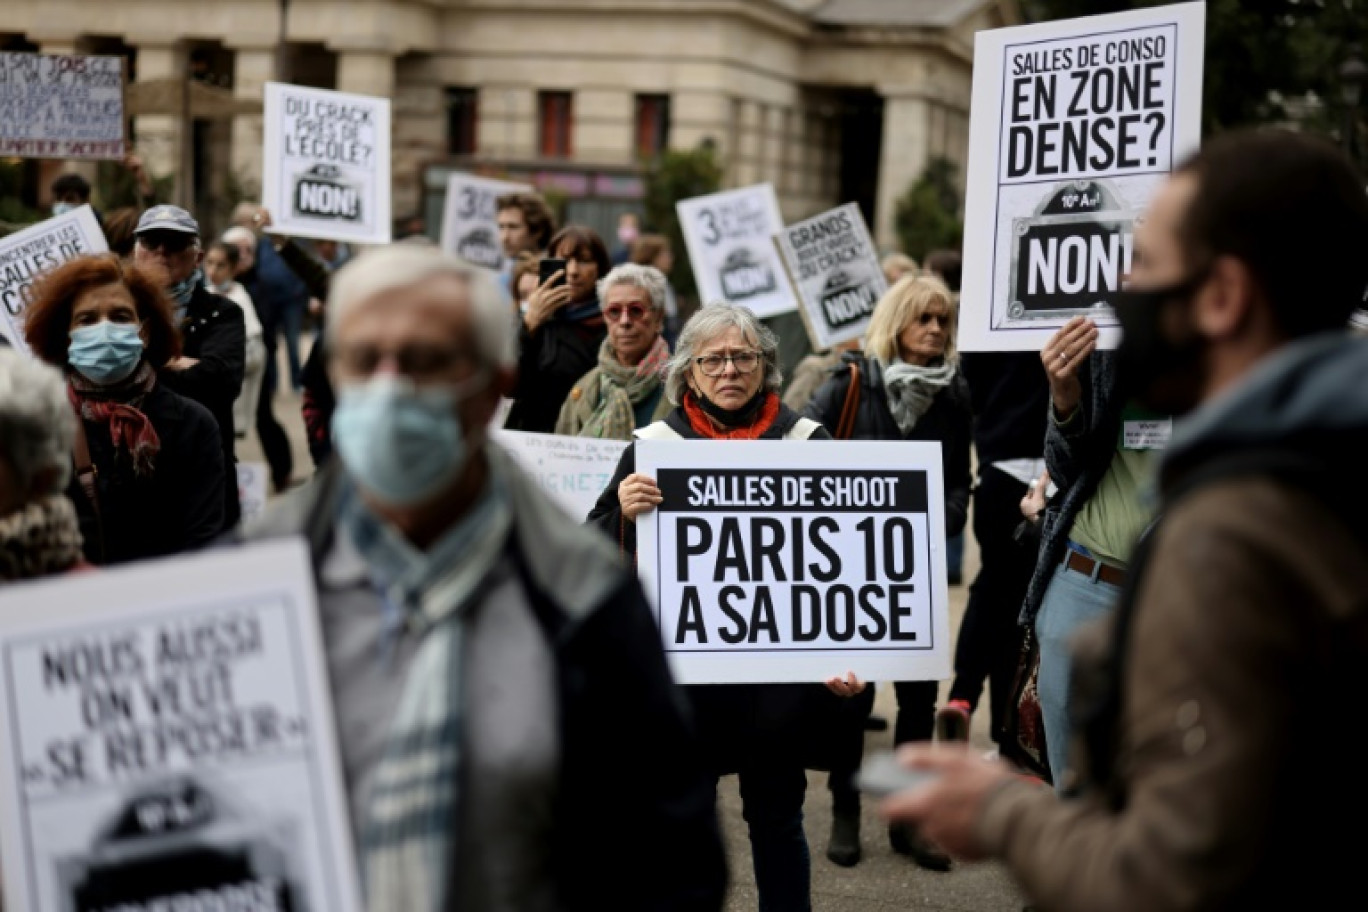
[0,53,125,159]
[0,206,108,354]
[492,429,628,521]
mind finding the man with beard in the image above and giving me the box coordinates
[881,129,1368,911]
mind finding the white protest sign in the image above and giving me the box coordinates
[0,540,362,912]
[0,52,125,160]
[440,174,532,271]
[636,440,951,684]
[263,82,391,244]
[0,205,108,354]
[493,429,628,521]
[677,184,794,319]
[236,461,270,524]
[774,202,887,350]
[958,2,1205,352]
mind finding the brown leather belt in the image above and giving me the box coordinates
[1064,549,1127,587]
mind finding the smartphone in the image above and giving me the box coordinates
[539,257,567,289]
[854,751,940,798]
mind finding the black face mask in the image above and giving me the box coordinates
[691,385,768,427]
[1113,269,1209,415]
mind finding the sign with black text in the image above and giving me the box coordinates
[0,52,125,160]
[0,541,363,912]
[775,202,887,350]
[958,2,1204,351]
[0,205,107,354]
[636,441,951,684]
[440,173,532,271]
[263,82,391,244]
[677,184,794,319]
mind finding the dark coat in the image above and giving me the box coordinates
[68,382,226,565]
[160,282,244,528]
[586,404,849,776]
[505,316,606,434]
[801,353,973,537]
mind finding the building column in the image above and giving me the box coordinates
[229,45,275,199]
[336,48,395,99]
[130,41,188,199]
[874,89,931,251]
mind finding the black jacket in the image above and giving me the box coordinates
[69,382,226,565]
[801,353,973,537]
[960,351,1049,466]
[243,459,727,912]
[505,316,606,434]
[160,283,244,528]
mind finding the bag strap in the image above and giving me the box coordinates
[71,419,106,563]
[834,360,861,440]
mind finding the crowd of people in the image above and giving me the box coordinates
[0,126,1365,912]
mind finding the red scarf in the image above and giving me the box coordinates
[683,391,781,440]
[67,363,162,477]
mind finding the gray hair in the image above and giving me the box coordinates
[0,350,76,498]
[597,263,668,315]
[326,244,514,369]
[664,302,782,406]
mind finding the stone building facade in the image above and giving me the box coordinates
[3,0,1019,247]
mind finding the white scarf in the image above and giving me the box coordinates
[881,357,957,435]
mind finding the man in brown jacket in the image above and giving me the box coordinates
[882,129,1368,910]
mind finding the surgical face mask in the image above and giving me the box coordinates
[331,375,484,507]
[68,321,145,385]
[1114,269,1209,415]
[52,202,76,217]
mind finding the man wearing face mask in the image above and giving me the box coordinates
[241,244,725,912]
[135,206,245,530]
[880,130,1368,911]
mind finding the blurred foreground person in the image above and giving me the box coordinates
[25,256,225,564]
[0,351,88,580]
[243,245,725,912]
[885,130,1368,911]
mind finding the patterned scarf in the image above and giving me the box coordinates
[340,461,513,912]
[683,390,781,440]
[168,268,203,322]
[0,496,84,581]
[67,362,161,477]
[577,335,670,439]
[881,357,957,436]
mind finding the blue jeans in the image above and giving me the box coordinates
[1033,555,1122,789]
[718,763,811,912]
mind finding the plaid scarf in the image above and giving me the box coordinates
[574,335,670,440]
[0,496,84,581]
[339,461,512,912]
[67,362,161,477]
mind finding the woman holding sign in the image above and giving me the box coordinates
[589,302,854,912]
[803,275,972,870]
[23,255,227,565]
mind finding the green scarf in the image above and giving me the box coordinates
[567,335,669,440]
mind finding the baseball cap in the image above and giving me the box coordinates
[135,205,200,237]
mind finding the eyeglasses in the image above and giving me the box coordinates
[336,343,476,379]
[694,351,762,376]
[603,303,649,323]
[137,233,197,254]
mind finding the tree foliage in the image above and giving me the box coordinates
[894,157,965,261]
[643,145,723,307]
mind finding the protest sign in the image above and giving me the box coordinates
[262,82,391,245]
[493,429,628,521]
[236,461,269,525]
[636,440,951,684]
[440,174,532,271]
[774,202,887,350]
[0,540,363,912]
[0,205,108,354]
[677,184,794,319]
[0,52,125,160]
[958,2,1205,351]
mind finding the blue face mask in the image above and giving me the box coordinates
[332,376,481,507]
[52,202,76,217]
[68,321,145,385]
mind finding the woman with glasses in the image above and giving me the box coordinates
[22,255,227,565]
[504,224,610,434]
[801,275,972,871]
[588,303,853,912]
[554,263,673,439]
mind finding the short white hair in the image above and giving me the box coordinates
[597,263,668,315]
[326,244,514,369]
[0,349,75,497]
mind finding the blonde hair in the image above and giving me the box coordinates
[881,253,918,283]
[864,275,957,365]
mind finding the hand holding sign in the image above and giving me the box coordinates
[619,472,663,522]
[1041,316,1098,416]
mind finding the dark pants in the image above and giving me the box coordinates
[948,467,1037,739]
[281,295,305,389]
[828,681,938,811]
[254,321,293,491]
[715,763,811,912]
